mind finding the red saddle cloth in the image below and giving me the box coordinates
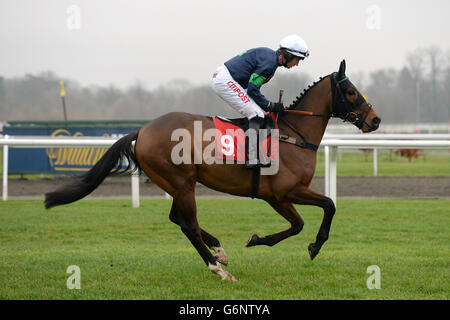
[212,114,279,162]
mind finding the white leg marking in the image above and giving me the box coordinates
[208,262,236,281]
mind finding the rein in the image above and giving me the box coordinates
[284,109,328,117]
[275,78,331,152]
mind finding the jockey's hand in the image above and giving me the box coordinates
[270,102,285,114]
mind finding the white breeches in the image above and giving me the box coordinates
[211,65,265,119]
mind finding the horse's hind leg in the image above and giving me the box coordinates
[169,203,228,265]
[171,177,235,281]
[246,201,304,247]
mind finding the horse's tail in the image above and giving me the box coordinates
[44,130,141,209]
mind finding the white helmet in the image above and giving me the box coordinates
[279,34,309,58]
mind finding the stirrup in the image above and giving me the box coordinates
[245,117,271,169]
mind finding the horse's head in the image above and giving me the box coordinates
[331,60,381,132]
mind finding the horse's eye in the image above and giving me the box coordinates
[347,90,356,96]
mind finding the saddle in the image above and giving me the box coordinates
[215,114,277,136]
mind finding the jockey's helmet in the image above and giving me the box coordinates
[279,34,309,59]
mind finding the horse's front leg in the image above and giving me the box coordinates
[202,229,229,266]
[246,201,304,247]
[285,185,336,260]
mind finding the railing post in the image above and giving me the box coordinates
[131,172,140,208]
[329,146,338,207]
[2,135,9,201]
[373,148,378,177]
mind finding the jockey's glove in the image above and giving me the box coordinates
[270,102,285,113]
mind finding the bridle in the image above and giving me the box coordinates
[277,73,376,151]
[330,72,374,130]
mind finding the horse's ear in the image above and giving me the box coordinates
[338,59,346,79]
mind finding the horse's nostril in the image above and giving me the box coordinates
[373,117,381,125]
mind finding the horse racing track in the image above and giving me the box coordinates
[0,198,448,299]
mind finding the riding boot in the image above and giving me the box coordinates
[245,117,271,169]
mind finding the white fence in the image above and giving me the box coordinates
[1,134,450,207]
[321,137,450,205]
[325,123,450,134]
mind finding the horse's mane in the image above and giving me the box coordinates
[287,74,331,110]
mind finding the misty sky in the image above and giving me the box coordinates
[1,0,449,89]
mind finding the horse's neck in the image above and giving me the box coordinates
[285,77,331,146]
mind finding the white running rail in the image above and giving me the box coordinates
[1,134,449,207]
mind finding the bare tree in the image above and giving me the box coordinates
[443,50,450,122]
[406,48,425,123]
[1,48,449,124]
[425,46,443,118]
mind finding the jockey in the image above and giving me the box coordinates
[211,34,309,169]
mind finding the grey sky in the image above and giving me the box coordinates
[1,0,449,89]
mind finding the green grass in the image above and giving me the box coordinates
[315,151,450,176]
[0,199,448,300]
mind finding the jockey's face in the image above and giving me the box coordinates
[286,57,302,69]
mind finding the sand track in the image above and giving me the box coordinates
[6,175,450,200]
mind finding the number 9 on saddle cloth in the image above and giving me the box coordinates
[212,114,278,166]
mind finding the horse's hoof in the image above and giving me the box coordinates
[308,243,319,260]
[215,254,228,266]
[212,247,228,266]
[208,262,237,282]
[246,234,260,247]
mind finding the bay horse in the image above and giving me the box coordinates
[45,60,380,281]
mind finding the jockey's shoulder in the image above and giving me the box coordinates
[248,47,277,54]
[238,47,277,62]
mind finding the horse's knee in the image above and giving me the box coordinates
[323,197,336,216]
[292,218,304,235]
[169,203,180,225]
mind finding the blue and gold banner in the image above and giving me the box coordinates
[3,122,143,173]
[45,129,111,172]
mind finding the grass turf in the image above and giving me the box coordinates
[314,151,450,176]
[0,199,448,299]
